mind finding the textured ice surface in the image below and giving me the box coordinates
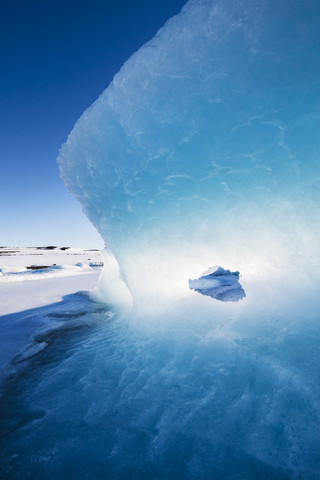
[1,294,320,479]
[58,0,320,310]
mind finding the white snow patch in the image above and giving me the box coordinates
[0,247,103,315]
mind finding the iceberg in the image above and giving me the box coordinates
[58,0,320,312]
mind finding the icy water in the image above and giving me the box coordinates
[1,291,320,479]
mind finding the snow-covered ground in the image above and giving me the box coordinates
[0,247,103,315]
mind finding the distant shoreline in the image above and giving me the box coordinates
[0,247,102,315]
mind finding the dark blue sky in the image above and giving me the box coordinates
[0,0,186,247]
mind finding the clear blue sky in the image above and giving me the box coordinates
[0,0,186,248]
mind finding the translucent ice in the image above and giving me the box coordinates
[58,0,320,311]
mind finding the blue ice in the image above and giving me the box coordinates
[1,292,320,478]
[58,0,320,311]
[1,0,320,478]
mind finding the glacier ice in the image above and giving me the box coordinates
[58,0,320,311]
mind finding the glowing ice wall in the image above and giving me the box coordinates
[58,0,320,311]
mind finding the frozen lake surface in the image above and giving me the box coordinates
[1,288,320,479]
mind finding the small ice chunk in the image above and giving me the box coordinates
[189,267,245,302]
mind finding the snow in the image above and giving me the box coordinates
[0,246,101,270]
[0,247,102,315]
